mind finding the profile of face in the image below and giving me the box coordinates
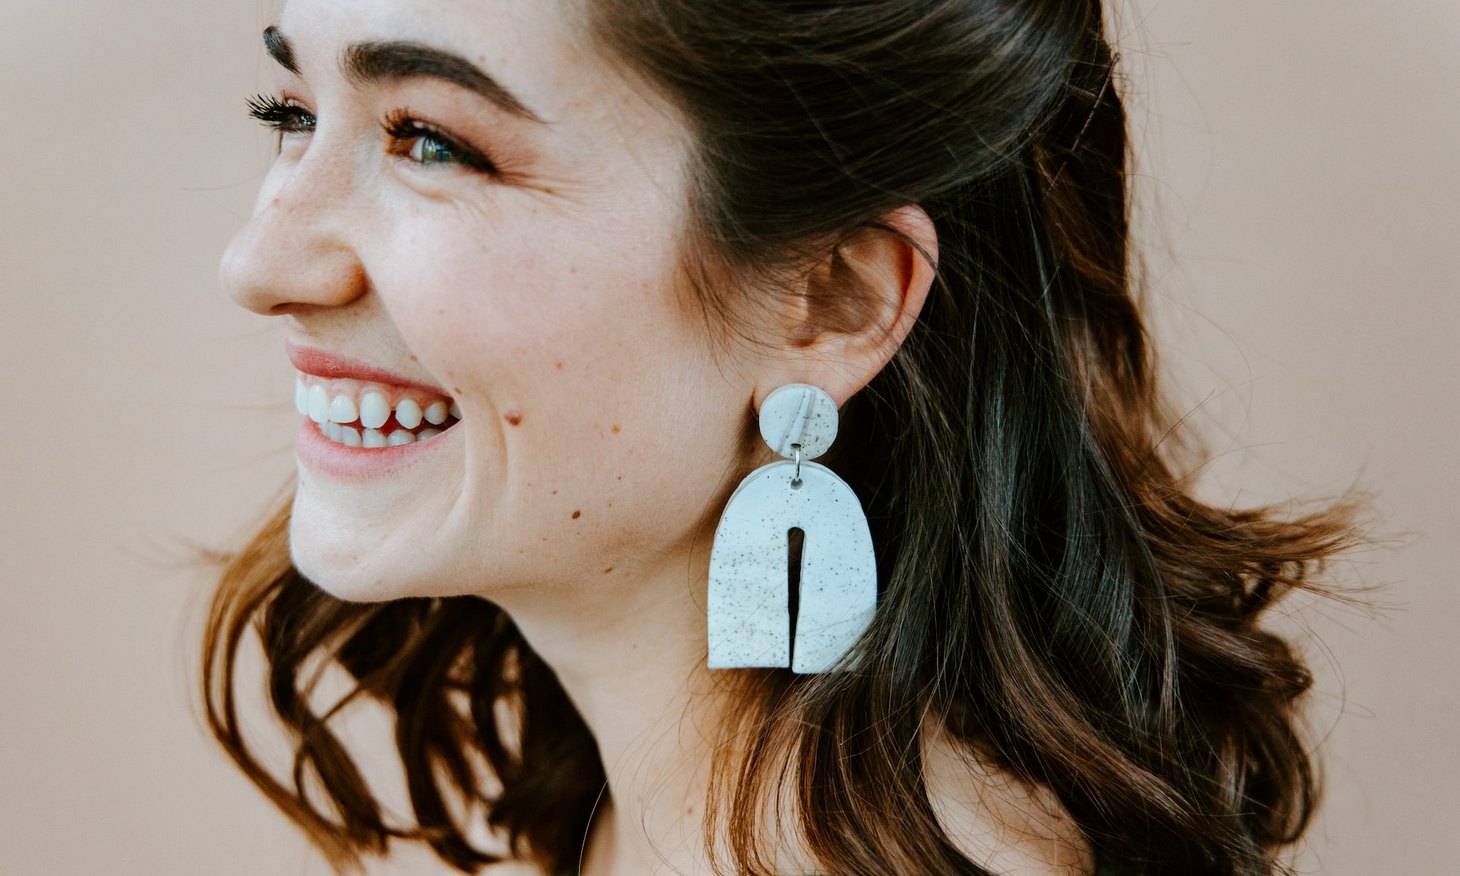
[222,0,769,601]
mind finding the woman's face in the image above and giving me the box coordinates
[223,0,762,600]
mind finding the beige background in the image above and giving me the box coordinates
[2,0,1456,873]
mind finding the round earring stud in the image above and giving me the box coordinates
[758,384,839,460]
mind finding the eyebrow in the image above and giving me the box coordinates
[261,26,547,125]
[263,26,298,74]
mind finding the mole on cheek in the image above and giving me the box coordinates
[505,411,523,426]
[572,510,582,520]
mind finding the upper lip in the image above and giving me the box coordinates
[286,341,452,397]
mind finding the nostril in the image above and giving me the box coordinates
[219,194,368,316]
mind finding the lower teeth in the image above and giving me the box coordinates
[317,422,449,447]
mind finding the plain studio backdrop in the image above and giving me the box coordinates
[2,1,1456,873]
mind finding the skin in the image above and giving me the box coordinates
[222,0,1089,872]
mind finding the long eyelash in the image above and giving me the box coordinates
[381,108,497,173]
[247,93,312,131]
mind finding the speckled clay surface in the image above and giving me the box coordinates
[707,459,876,673]
[758,384,839,460]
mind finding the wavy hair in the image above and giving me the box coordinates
[202,2,1357,873]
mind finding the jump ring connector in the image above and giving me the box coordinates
[791,443,803,488]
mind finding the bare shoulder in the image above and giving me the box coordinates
[922,726,1094,876]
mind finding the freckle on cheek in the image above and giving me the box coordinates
[611,424,621,434]
[603,566,614,574]
[505,411,523,426]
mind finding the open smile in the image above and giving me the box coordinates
[287,343,464,475]
[295,373,461,447]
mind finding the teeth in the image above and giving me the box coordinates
[395,398,423,430]
[307,385,330,424]
[297,373,460,444]
[359,392,390,430]
[328,394,358,424]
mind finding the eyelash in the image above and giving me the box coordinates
[246,93,498,174]
[246,93,314,134]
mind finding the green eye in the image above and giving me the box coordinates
[383,109,497,174]
[407,134,458,166]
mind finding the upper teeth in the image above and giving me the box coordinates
[328,394,357,424]
[395,398,423,430]
[294,373,459,445]
[360,391,391,429]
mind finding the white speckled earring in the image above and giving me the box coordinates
[707,384,876,673]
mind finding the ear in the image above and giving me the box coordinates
[755,205,937,410]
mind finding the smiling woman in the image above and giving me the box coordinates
[201,2,1357,875]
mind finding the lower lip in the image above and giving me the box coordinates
[295,417,453,478]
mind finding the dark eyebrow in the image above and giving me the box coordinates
[261,26,547,125]
[263,26,299,74]
[343,40,547,124]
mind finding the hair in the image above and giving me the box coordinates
[202,2,1357,874]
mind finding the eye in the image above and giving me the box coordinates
[383,109,497,174]
[246,93,316,135]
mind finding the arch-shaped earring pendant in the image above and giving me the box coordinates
[707,385,876,674]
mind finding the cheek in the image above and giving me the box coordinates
[370,210,752,566]
[381,201,707,416]
[383,211,653,379]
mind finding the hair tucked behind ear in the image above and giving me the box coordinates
[594,2,1356,873]
[202,2,1357,874]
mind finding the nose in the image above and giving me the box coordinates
[221,151,367,316]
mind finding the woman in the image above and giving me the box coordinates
[202,1,1356,873]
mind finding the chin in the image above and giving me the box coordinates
[287,500,432,604]
[289,539,402,604]
[285,457,480,601]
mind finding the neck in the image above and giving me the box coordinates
[491,538,727,875]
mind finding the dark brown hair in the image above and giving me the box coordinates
[202,2,1357,874]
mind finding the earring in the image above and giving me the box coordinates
[707,384,876,674]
